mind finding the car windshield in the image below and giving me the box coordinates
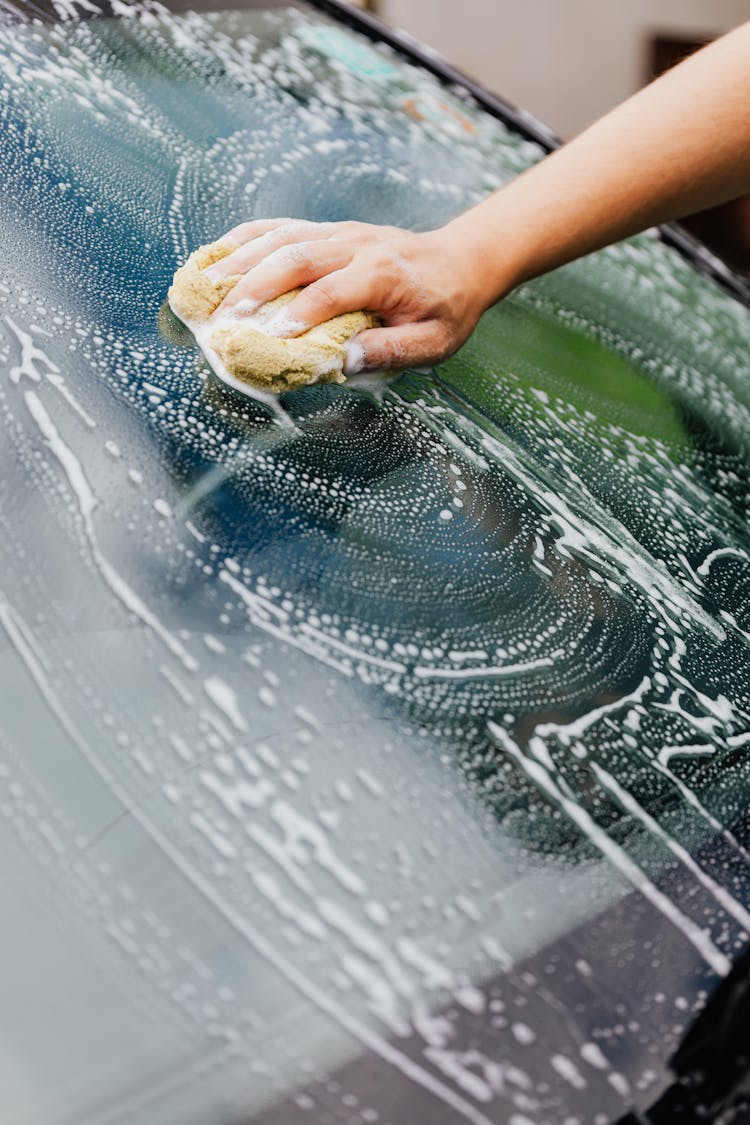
[0,3,749,1123]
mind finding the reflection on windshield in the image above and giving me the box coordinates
[0,4,749,1124]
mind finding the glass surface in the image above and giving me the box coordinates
[0,4,749,1124]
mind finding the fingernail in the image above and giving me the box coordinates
[204,266,221,284]
[343,339,366,375]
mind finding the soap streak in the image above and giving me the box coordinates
[0,593,498,1125]
[489,722,731,976]
[24,389,198,673]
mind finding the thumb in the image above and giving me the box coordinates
[344,322,450,374]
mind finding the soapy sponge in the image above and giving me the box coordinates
[168,241,377,394]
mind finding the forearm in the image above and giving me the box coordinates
[444,21,750,308]
[205,23,750,372]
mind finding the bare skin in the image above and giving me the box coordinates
[205,21,750,373]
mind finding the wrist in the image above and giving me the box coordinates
[437,205,526,311]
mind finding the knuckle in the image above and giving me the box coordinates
[386,337,408,366]
[270,243,312,271]
[359,244,395,278]
[235,272,259,295]
[273,219,307,242]
[309,276,341,308]
[371,244,396,271]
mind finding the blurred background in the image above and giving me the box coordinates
[354,0,750,273]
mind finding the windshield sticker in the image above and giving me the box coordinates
[401,92,479,136]
[297,23,399,79]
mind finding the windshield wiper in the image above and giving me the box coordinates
[616,941,750,1123]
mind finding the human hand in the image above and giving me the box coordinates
[203,218,497,373]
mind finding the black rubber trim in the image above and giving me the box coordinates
[307,0,750,309]
[612,938,750,1123]
[307,0,563,152]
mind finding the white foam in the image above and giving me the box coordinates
[343,337,365,375]
[24,389,198,673]
[167,295,297,427]
[489,722,731,977]
[262,306,309,339]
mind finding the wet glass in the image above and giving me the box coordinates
[0,3,749,1124]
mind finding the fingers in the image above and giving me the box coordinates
[213,240,356,317]
[220,218,374,249]
[222,218,291,245]
[269,263,380,333]
[206,220,335,283]
[344,322,453,374]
